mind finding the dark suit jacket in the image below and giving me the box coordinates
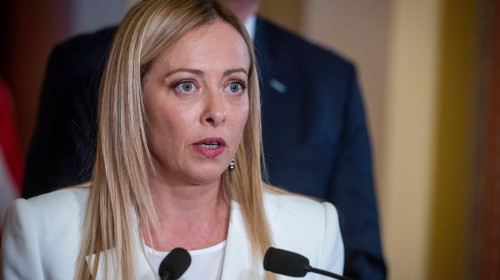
[23,18,386,279]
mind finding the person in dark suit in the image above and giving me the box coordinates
[23,1,386,279]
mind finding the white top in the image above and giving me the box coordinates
[146,241,226,280]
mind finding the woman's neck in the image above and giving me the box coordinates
[145,176,230,251]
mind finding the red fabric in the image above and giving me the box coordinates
[0,77,23,193]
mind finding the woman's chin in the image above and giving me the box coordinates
[180,165,228,185]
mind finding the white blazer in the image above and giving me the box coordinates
[2,188,344,279]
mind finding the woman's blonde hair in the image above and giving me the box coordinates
[75,0,275,279]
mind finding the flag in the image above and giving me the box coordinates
[0,77,23,233]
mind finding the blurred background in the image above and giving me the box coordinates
[0,0,498,279]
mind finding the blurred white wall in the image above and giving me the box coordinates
[380,1,442,279]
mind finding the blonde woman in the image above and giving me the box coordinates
[1,0,344,279]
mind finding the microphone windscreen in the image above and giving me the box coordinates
[263,247,309,277]
[158,247,191,280]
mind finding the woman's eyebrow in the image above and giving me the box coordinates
[164,68,248,78]
[165,68,203,77]
[223,68,248,77]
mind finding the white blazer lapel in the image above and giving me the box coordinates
[85,238,157,279]
[220,200,266,280]
[135,245,158,280]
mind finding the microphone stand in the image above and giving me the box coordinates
[160,271,170,280]
[306,265,355,280]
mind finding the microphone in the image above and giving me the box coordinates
[158,247,191,280]
[263,247,355,280]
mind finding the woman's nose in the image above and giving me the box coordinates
[202,89,227,127]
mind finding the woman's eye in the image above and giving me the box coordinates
[225,82,245,94]
[175,81,196,93]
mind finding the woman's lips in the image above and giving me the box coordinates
[192,138,226,158]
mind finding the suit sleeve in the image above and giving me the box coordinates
[327,67,386,279]
[22,43,96,198]
[2,199,44,279]
[319,202,344,276]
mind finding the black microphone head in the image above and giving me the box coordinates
[158,247,191,280]
[263,247,310,277]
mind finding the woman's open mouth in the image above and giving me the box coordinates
[192,138,226,158]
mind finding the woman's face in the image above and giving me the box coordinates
[143,19,250,186]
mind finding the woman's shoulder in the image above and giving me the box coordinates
[264,190,340,240]
[2,187,90,278]
[262,188,344,274]
[8,186,90,233]
[28,186,90,212]
[262,189,339,226]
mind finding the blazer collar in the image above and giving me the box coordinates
[254,17,271,67]
[220,200,257,280]
[220,195,279,280]
[86,232,157,279]
[86,251,155,280]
